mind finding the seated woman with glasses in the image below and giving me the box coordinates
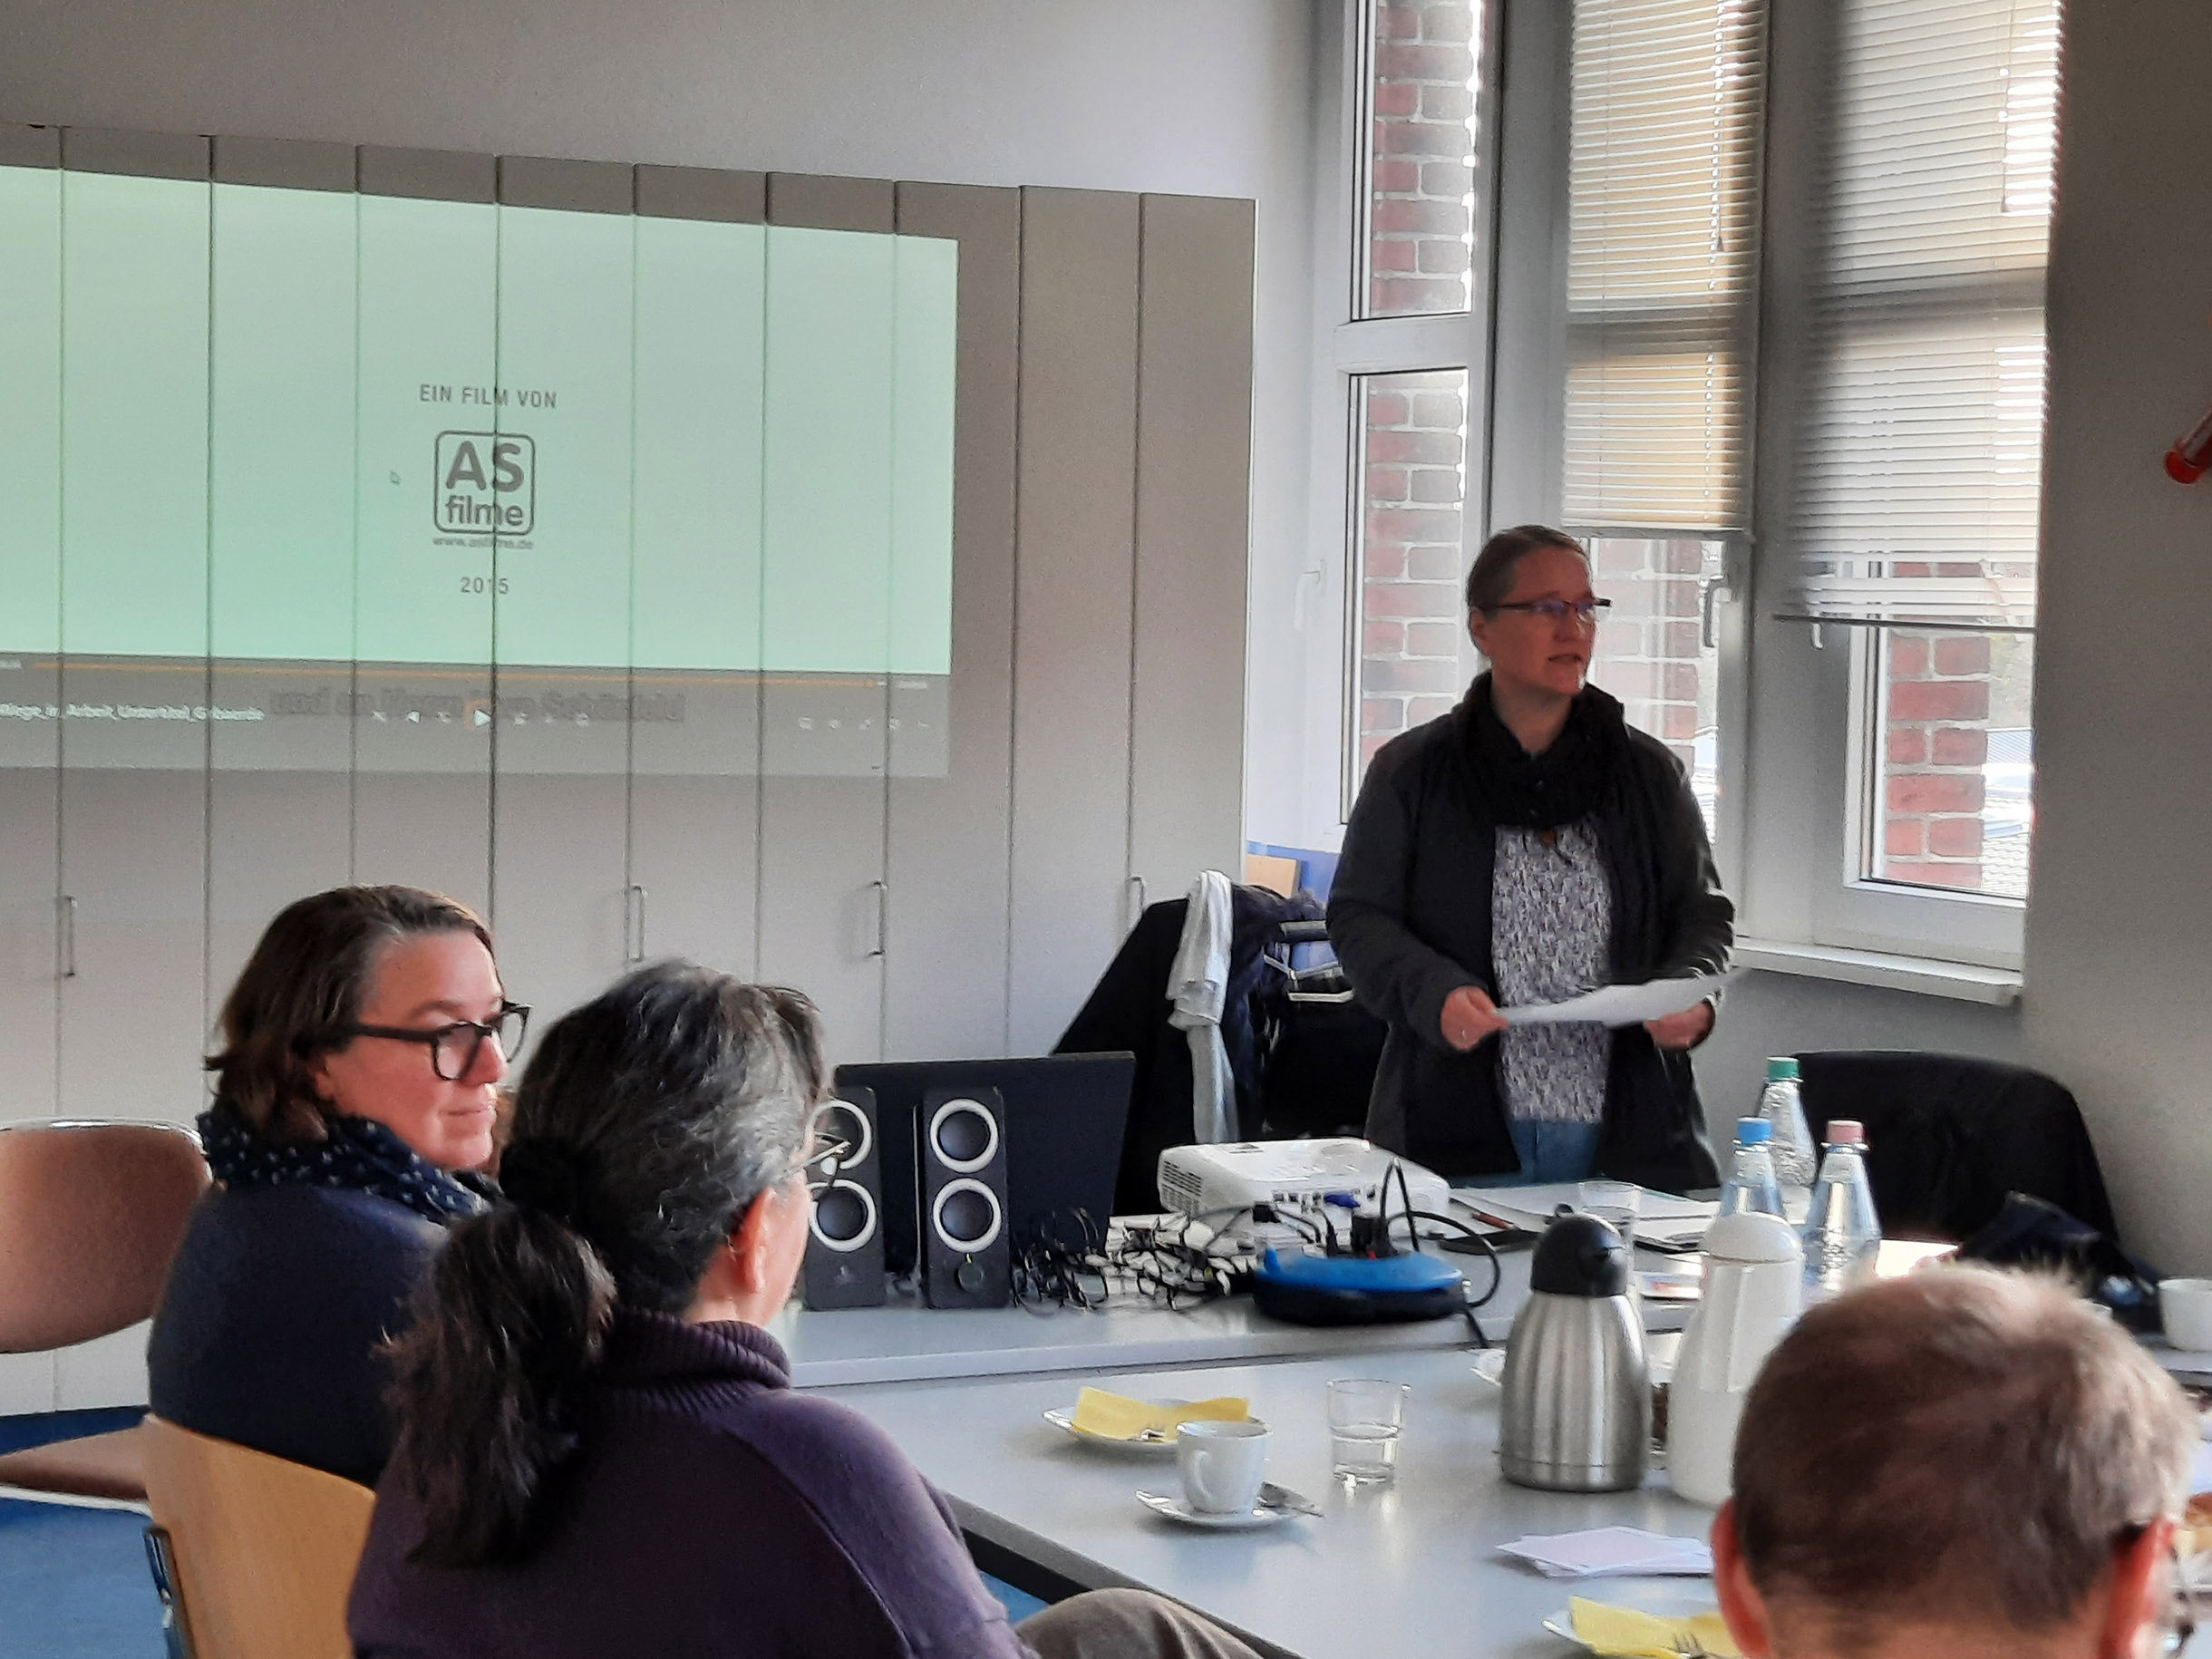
[1328,525,1734,1192]
[148,885,527,1487]
[350,962,1260,1659]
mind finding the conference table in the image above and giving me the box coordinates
[779,1208,1712,1657]
[820,1345,1715,1658]
[788,1210,2208,1657]
[769,1234,1695,1388]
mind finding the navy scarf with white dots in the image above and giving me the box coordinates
[198,1101,486,1226]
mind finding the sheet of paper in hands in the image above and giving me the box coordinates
[1499,974,1728,1029]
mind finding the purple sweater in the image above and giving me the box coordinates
[347,1313,1033,1659]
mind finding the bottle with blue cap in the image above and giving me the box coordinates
[1715,1117,1784,1219]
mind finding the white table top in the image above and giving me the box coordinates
[824,1345,1720,1659]
[772,1246,1694,1388]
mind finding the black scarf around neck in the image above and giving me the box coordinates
[1451,672,1631,831]
[198,1100,486,1226]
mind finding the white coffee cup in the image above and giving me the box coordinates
[2162,1278,2212,1351]
[1176,1419,1268,1515]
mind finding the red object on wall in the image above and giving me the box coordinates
[2167,404,2212,483]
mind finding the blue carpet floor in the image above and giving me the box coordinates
[0,1409,1044,1655]
[0,1408,167,1658]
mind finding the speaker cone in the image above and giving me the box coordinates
[931,1177,1003,1253]
[810,1179,878,1252]
[927,1098,999,1174]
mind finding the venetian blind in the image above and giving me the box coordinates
[1785,0,2062,628]
[1561,0,1765,533]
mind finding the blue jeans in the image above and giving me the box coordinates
[1455,1118,1604,1188]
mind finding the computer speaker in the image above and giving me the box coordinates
[917,1085,1010,1310]
[801,1086,888,1310]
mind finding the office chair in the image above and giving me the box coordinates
[1794,1051,2119,1247]
[141,1414,374,1659]
[0,1121,209,1500]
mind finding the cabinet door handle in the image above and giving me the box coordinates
[59,894,77,979]
[626,885,648,963]
[1126,875,1148,930]
[868,880,888,959]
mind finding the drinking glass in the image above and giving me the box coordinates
[1577,1179,1641,1254]
[1327,1378,1411,1485]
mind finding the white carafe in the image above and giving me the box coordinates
[1667,1210,1802,1505]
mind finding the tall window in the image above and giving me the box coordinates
[1560,0,1764,833]
[1783,0,2062,905]
[1344,0,1494,803]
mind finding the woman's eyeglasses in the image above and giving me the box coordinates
[337,1003,531,1082]
[1485,597,1613,626]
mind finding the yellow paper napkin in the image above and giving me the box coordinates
[1069,1387,1248,1441]
[1569,1596,1741,1659]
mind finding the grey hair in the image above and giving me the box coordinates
[383,963,826,1566]
[1464,524,1589,614]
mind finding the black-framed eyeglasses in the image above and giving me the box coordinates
[1484,597,1612,626]
[337,1003,530,1082]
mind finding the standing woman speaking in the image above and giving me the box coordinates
[1328,526,1732,1192]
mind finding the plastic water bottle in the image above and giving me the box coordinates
[1800,1120,1882,1300]
[1756,1057,1819,1210]
[1716,1118,1784,1220]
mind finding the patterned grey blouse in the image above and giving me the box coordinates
[1490,818,1613,1124]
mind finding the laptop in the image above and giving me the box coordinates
[832,1053,1137,1276]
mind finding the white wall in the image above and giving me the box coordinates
[2023,0,2212,1274]
[0,0,1327,867]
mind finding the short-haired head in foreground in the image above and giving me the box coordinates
[383,963,825,1567]
[1715,1266,2197,1659]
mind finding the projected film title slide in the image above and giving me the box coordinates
[0,160,959,688]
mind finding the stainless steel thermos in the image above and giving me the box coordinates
[1498,1210,1650,1492]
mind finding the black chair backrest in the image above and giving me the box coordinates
[1793,1051,2119,1247]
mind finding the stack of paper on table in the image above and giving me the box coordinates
[1499,1527,1714,1578]
[1451,1185,1719,1252]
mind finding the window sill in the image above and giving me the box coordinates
[1731,936,2023,1006]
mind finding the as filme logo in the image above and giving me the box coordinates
[434,432,535,535]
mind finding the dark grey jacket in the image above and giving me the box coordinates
[1327,692,1732,1192]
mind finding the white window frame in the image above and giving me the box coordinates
[1318,0,1507,822]
[1458,0,2036,973]
[1734,0,2037,972]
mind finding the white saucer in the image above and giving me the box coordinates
[1540,1609,1586,1648]
[1135,1489,1293,1530]
[1043,1404,1265,1456]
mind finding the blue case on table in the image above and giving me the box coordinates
[1251,1247,1467,1325]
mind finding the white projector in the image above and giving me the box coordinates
[1156,1139,1450,1230]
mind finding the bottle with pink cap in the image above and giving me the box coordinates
[1800,1120,1882,1301]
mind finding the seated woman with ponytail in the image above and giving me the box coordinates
[350,962,1260,1659]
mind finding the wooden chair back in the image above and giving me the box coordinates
[0,1120,209,1351]
[141,1414,375,1659]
